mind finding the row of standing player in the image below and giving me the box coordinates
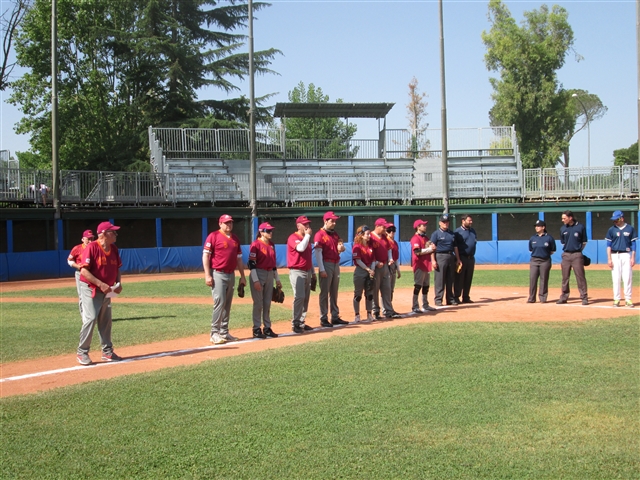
[528,210,637,306]
[67,210,634,365]
[202,211,479,344]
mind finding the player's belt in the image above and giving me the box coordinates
[436,251,454,255]
[611,250,628,254]
[213,269,235,274]
[324,259,340,263]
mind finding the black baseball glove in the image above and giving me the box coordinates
[272,286,285,303]
[237,283,245,298]
[310,273,317,292]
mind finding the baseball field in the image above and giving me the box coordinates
[1,266,638,478]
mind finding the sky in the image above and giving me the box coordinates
[0,0,637,168]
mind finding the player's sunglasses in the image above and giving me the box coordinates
[263,229,274,234]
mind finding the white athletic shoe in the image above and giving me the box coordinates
[210,333,227,345]
[353,314,361,323]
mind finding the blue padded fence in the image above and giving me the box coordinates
[1,240,637,282]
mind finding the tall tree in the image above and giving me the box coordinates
[559,89,607,168]
[405,76,429,158]
[0,0,31,91]
[9,0,279,171]
[280,81,357,158]
[613,142,638,166]
[482,0,576,169]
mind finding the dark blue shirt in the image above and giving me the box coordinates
[529,233,556,259]
[560,221,587,252]
[455,226,477,257]
[605,223,637,252]
[431,228,457,254]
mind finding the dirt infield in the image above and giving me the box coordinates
[1,268,635,398]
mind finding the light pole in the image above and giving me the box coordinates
[572,93,590,169]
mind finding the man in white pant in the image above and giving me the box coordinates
[606,210,637,307]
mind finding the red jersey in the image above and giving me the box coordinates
[203,230,242,273]
[313,228,342,263]
[370,232,390,263]
[352,242,374,268]
[388,237,399,262]
[79,241,122,288]
[68,242,90,265]
[287,232,313,270]
[249,238,276,270]
[411,233,432,272]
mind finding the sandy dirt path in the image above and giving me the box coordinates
[1,268,635,398]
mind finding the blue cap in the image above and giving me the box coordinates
[610,210,623,221]
[439,214,450,222]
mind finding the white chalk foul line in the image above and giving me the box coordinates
[0,324,352,384]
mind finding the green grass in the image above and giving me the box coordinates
[0,302,292,363]
[4,269,634,298]
[2,319,638,479]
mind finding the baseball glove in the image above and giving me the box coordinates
[310,273,317,291]
[272,286,285,303]
[364,275,374,301]
[237,283,245,298]
[582,254,591,267]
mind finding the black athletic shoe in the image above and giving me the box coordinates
[264,328,278,338]
[582,299,589,305]
[292,325,304,334]
[374,313,382,321]
[448,300,459,306]
[253,328,266,339]
[556,299,567,304]
[320,322,333,328]
[461,299,474,304]
[434,302,443,307]
[331,317,349,325]
[303,324,314,331]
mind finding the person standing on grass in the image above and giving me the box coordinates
[68,229,95,315]
[557,210,588,305]
[288,216,316,334]
[203,214,247,345]
[76,222,123,365]
[411,219,437,313]
[528,220,556,303]
[454,214,477,304]
[431,214,461,306]
[370,218,400,319]
[314,211,348,328]
[386,223,401,302]
[606,210,637,307]
[352,225,376,323]
[248,222,281,338]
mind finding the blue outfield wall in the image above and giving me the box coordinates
[1,240,637,282]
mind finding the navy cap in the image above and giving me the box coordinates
[535,220,546,227]
[439,214,450,222]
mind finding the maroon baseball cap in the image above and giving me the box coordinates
[295,215,311,225]
[323,211,340,221]
[219,214,234,223]
[96,222,120,234]
[413,219,428,229]
[82,229,95,239]
[259,222,274,231]
[374,218,388,227]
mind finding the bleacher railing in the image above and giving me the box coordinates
[523,165,639,200]
[150,126,515,161]
[2,165,637,206]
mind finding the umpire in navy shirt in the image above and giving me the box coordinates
[454,214,477,304]
[557,210,589,305]
[528,220,556,303]
[431,214,461,306]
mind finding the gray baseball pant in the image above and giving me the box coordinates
[211,270,235,336]
[529,257,551,302]
[413,269,431,310]
[289,268,312,327]
[319,261,340,322]
[250,268,274,330]
[74,270,84,316]
[559,252,588,301]
[353,267,373,315]
[77,281,113,355]
[372,264,393,316]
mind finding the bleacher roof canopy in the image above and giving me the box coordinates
[274,102,394,119]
